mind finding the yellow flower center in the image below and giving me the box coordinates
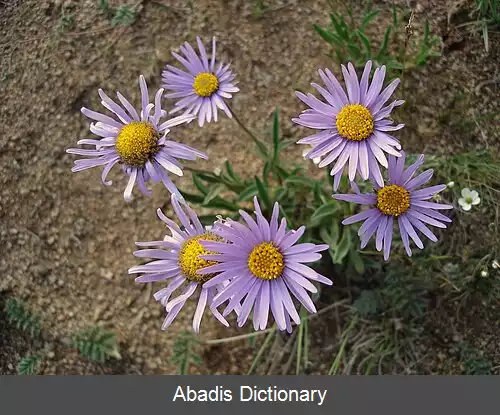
[376,184,411,217]
[178,233,221,283]
[247,242,285,280]
[115,122,160,166]
[335,104,374,141]
[193,72,219,97]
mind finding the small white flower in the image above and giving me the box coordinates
[458,188,480,211]
[447,181,455,188]
[480,270,489,278]
[302,147,321,165]
[492,259,499,270]
[213,167,221,176]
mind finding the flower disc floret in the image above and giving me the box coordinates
[376,184,410,217]
[335,104,374,141]
[247,242,285,280]
[179,233,221,283]
[115,122,160,166]
[193,72,219,97]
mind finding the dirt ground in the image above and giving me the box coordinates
[1,0,499,374]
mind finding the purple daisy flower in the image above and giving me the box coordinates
[333,152,453,260]
[67,75,207,202]
[196,197,333,333]
[129,195,239,333]
[162,36,239,127]
[292,61,405,190]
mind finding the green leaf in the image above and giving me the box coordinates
[191,173,209,195]
[284,176,314,188]
[180,191,204,204]
[392,4,398,26]
[196,172,221,183]
[313,24,338,44]
[202,197,239,211]
[203,184,224,205]
[224,161,242,184]
[73,326,121,362]
[274,187,288,202]
[356,30,371,59]
[313,182,329,205]
[273,165,290,181]
[255,177,271,211]
[237,183,259,202]
[309,202,339,227]
[330,230,352,264]
[330,13,347,39]
[319,227,333,246]
[263,161,272,182]
[377,26,391,59]
[349,249,365,275]
[272,109,280,162]
[253,137,270,161]
[347,44,361,60]
[278,139,297,152]
[198,215,220,225]
[330,221,340,247]
[361,9,379,30]
[18,355,41,375]
[279,205,296,229]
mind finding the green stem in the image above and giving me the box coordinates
[229,105,261,145]
[229,106,285,188]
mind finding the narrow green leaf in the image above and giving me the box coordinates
[330,230,352,264]
[284,176,314,188]
[347,44,361,60]
[224,160,242,184]
[191,174,209,195]
[279,205,296,229]
[202,197,239,211]
[272,109,280,162]
[377,26,391,59]
[278,139,297,152]
[274,187,288,202]
[328,317,357,375]
[296,309,306,375]
[313,24,337,44]
[361,9,379,30]
[273,165,290,181]
[180,191,204,204]
[203,184,225,205]
[349,249,365,275]
[198,215,219,225]
[356,30,371,59]
[255,176,271,211]
[253,137,270,160]
[330,13,348,39]
[196,172,221,183]
[237,183,259,202]
[392,4,398,27]
[319,227,333,246]
[263,161,272,182]
[330,221,340,247]
[309,203,339,226]
[247,327,276,375]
